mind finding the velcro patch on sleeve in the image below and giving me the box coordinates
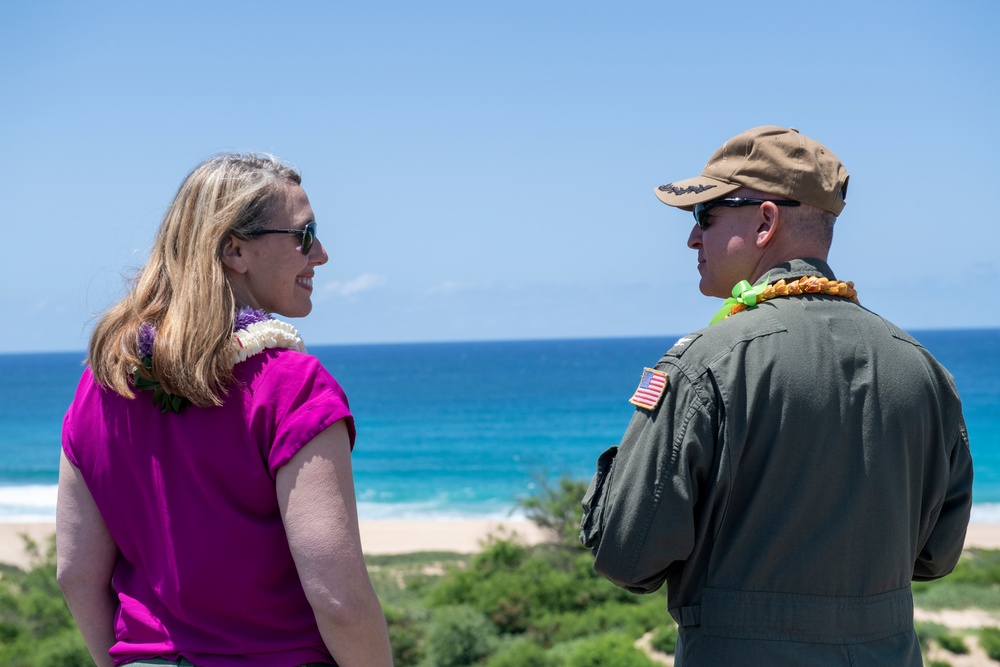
[629,368,668,410]
[665,332,700,358]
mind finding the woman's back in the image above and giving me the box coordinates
[57,152,392,667]
[64,350,353,666]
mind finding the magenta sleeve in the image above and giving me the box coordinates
[249,352,356,478]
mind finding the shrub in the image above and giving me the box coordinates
[912,549,1000,611]
[911,582,1000,611]
[0,536,92,667]
[22,628,94,667]
[485,637,557,667]
[940,549,1000,586]
[980,626,1000,661]
[428,540,529,610]
[425,605,498,667]
[430,539,638,635]
[649,623,678,654]
[913,621,970,660]
[528,598,663,646]
[914,621,948,652]
[382,605,425,667]
[564,633,656,667]
[936,632,968,654]
[517,475,591,550]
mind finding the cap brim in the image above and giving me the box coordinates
[654,176,740,211]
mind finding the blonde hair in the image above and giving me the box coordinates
[88,153,302,407]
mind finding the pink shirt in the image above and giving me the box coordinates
[62,349,355,666]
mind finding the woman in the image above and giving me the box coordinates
[56,153,393,667]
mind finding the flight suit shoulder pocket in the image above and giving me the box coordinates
[580,445,619,550]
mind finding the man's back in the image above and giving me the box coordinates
[694,263,969,596]
[582,259,973,666]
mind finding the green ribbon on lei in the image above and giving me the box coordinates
[709,273,771,325]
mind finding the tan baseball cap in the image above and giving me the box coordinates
[654,126,849,215]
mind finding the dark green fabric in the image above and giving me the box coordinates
[582,258,973,666]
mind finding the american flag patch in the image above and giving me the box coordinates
[629,368,668,410]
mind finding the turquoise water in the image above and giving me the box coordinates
[1,330,998,522]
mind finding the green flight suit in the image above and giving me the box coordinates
[581,258,973,666]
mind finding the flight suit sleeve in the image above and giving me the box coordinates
[581,362,716,594]
[913,418,974,581]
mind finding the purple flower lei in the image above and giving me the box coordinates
[134,307,272,413]
[234,307,272,332]
[137,322,157,357]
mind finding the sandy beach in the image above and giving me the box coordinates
[2,520,998,570]
[0,519,551,570]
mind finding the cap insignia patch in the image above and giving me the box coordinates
[629,368,668,410]
[657,183,717,196]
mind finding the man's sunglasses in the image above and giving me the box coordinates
[247,221,317,255]
[693,198,800,229]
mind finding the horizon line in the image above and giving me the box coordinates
[2,325,999,357]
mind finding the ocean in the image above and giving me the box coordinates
[1,330,998,523]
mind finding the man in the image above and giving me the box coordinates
[580,126,973,665]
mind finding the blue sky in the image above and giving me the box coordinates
[2,1,998,353]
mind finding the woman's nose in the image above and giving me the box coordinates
[310,238,329,265]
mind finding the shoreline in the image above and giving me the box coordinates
[2,520,999,570]
[0,519,551,569]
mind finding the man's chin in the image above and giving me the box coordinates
[699,282,729,300]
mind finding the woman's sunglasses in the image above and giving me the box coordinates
[693,198,799,229]
[247,221,317,255]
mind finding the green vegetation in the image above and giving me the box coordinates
[562,634,655,666]
[518,475,593,547]
[424,605,498,667]
[483,637,555,667]
[0,535,91,666]
[373,477,673,665]
[650,623,678,654]
[980,626,1000,661]
[915,620,949,653]
[3,479,1000,666]
[936,632,969,655]
[916,620,971,659]
[913,549,1000,611]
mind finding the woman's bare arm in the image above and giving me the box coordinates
[277,419,393,666]
[56,451,118,667]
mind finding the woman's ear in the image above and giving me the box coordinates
[221,235,248,274]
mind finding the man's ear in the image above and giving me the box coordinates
[221,235,249,274]
[754,202,780,248]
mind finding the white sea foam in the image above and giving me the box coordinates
[0,484,527,523]
[971,503,1000,524]
[0,484,58,522]
[355,499,525,522]
[1,483,997,526]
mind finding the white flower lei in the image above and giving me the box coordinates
[229,319,307,366]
